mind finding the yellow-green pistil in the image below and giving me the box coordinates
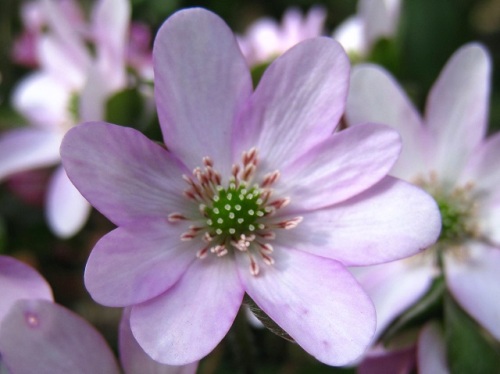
[169,148,302,275]
[206,185,266,237]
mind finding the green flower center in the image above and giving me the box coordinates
[170,148,302,276]
[415,173,479,245]
[205,184,266,237]
[436,197,469,243]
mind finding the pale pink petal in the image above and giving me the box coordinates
[353,259,436,339]
[12,72,70,129]
[417,322,448,374]
[235,38,350,172]
[346,64,429,179]
[302,6,327,37]
[46,166,91,238]
[0,256,53,323]
[425,43,491,183]
[482,202,500,245]
[79,65,109,122]
[61,122,189,226]
[278,177,441,265]
[0,299,120,374]
[237,18,281,65]
[0,128,61,180]
[358,346,416,374]
[444,242,500,340]
[237,247,375,366]
[130,257,244,365]
[333,16,367,56]
[85,220,195,307]
[280,123,401,210]
[359,0,401,48]
[92,0,130,90]
[459,131,500,197]
[41,0,90,79]
[280,7,325,47]
[38,34,87,89]
[120,308,199,374]
[153,8,252,175]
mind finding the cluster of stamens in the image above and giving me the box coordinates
[168,148,302,276]
[412,172,481,265]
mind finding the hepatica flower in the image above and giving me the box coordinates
[237,6,326,67]
[0,0,130,238]
[0,256,120,373]
[346,43,500,341]
[333,0,401,59]
[61,8,440,366]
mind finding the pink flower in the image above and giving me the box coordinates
[237,6,326,66]
[358,323,447,374]
[0,255,191,373]
[61,8,440,366]
[0,0,131,237]
[0,255,120,373]
[346,43,500,341]
[333,0,401,58]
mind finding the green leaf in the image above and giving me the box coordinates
[381,276,445,344]
[367,38,399,75]
[105,88,144,128]
[444,293,500,374]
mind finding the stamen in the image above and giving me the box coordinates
[168,212,187,222]
[261,170,280,188]
[249,254,260,276]
[178,148,302,275]
[197,247,209,259]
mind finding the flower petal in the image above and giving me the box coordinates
[234,37,350,172]
[417,322,448,374]
[46,165,91,238]
[40,0,90,85]
[358,346,416,374]
[153,8,252,174]
[119,308,199,374]
[92,0,130,91]
[444,242,500,340]
[237,247,375,366]
[0,256,53,323]
[85,220,195,307]
[130,256,244,365]
[425,43,491,183]
[353,259,436,339]
[38,34,87,89]
[459,131,500,197]
[61,122,189,226]
[359,0,401,47]
[0,128,61,180]
[281,123,401,210]
[78,65,109,122]
[346,64,428,179]
[333,16,367,56]
[12,72,70,129]
[277,176,441,265]
[0,299,120,374]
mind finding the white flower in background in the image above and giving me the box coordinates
[0,0,131,238]
[237,6,326,67]
[333,0,401,58]
[346,43,500,344]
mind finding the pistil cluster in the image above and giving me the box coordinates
[169,148,302,276]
